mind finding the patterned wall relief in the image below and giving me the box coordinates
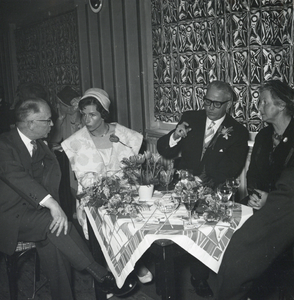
[15,10,80,111]
[152,0,294,132]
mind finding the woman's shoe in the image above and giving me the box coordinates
[137,270,153,284]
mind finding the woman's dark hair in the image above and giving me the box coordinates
[78,97,109,120]
[261,80,294,116]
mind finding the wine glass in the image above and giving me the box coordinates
[182,195,198,228]
[159,168,175,191]
[226,177,240,208]
[217,184,232,217]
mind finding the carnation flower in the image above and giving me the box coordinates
[109,134,133,149]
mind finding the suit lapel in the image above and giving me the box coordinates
[190,111,206,150]
[11,129,57,175]
[193,112,207,160]
[10,128,32,172]
[201,114,231,160]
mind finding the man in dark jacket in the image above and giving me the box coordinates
[0,98,136,300]
[157,80,249,297]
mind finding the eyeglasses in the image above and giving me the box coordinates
[32,119,53,124]
[203,97,230,109]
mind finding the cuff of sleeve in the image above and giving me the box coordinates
[39,194,52,207]
[169,134,181,147]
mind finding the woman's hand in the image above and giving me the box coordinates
[173,122,192,140]
[248,189,268,210]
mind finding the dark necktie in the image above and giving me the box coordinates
[31,140,37,156]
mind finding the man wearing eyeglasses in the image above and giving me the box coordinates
[157,80,249,298]
[0,98,137,299]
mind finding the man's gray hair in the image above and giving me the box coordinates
[15,98,48,123]
[207,81,236,102]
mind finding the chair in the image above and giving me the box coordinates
[3,241,46,300]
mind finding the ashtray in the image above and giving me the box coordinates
[154,195,180,214]
[203,211,220,223]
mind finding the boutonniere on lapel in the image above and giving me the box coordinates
[220,126,233,140]
[209,126,233,150]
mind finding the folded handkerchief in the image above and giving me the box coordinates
[219,149,223,152]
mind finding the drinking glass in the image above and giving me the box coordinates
[159,168,175,191]
[226,177,240,208]
[217,184,232,216]
[182,195,197,228]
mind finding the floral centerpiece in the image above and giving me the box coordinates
[172,170,228,221]
[121,151,164,186]
[173,170,212,200]
[77,173,145,217]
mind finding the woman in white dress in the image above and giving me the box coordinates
[62,88,152,284]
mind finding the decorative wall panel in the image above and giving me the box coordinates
[152,0,294,132]
[15,10,80,110]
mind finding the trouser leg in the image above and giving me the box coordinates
[190,259,210,280]
[18,207,109,298]
[48,222,108,277]
[36,239,74,300]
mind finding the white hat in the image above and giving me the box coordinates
[80,88,111,112]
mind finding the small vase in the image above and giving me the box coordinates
[138,184,154,201]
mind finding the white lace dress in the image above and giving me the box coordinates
[61,123,143,238]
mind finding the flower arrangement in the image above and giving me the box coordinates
[173,170,204,200]
[172,170,216,214]
[121,151,164,186]
[77,173,145,217]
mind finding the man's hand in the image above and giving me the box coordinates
[43,197,68,236]
[173,122,192,140]
[248,189,268,210]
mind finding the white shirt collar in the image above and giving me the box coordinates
[17,127,34,156]
[205,115,226,131]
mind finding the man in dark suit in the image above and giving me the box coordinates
[217,166,294,300]
[0,98,136,300]
[157,80,249,298]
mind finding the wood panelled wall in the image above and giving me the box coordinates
[14,9,80,112]
[78,0,154,134]
[1,0,154,135]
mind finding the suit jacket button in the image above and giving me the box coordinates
[23,203,26,205]
[16,214,19,218]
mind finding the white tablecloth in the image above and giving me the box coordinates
[85,191,253,288]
